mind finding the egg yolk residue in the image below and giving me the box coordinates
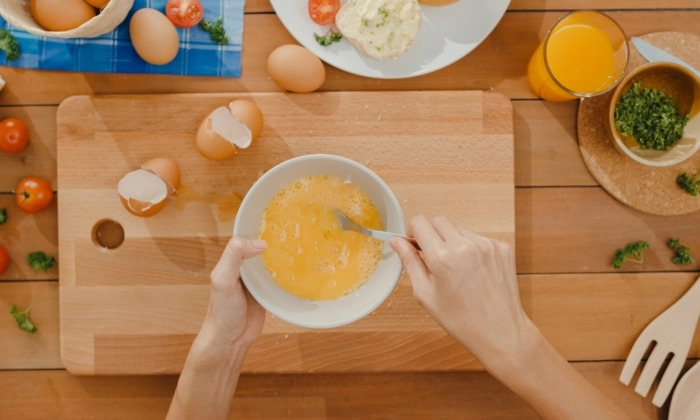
[259,174,384,301]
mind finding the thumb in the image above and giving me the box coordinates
[212,237,267,289]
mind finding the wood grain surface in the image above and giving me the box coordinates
[56,91,515,374]
[3,3,700,418]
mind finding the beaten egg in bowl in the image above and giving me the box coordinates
[260,174,384,301]
[233,154,405,329]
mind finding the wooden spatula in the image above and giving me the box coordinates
[619,275,700,407]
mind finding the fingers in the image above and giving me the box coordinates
[390,236,431,286]
[456,225,491,246]
[409,215,445,248]
[211,237,267,290]
[431,215,464,243]
[412,215,472,246]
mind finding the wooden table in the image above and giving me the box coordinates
[1,1,699,418]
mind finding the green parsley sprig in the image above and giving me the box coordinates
[9,305,37,333]
[199,18,229,45]
[0,29,20,61]
[612,241,650,270]
[26,251,56,272]
[677,172,700,196]
[668,238,695,265]
[314,29,343,47]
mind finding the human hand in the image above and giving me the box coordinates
[389,215,534,372]
[390,216,630,420]
[200,237,267,351]
[167,237,267,420]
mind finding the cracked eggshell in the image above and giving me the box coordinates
[117,157,180,217]
[228,100,264,140]
[195,100,263,160]
[141,156,181,191]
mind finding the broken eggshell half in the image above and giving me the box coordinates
[195,100,263,160]
[117,157,181,217]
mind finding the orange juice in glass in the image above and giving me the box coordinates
[527,11,629,102]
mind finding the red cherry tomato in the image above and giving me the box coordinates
[308,0,340,25]
[165,0,204,28]
[0,245,9,276]
[15,177,53,214]
[0,118,30,154]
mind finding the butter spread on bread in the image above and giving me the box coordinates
[335,0,422,60]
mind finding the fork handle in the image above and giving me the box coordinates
[368,229,421,250]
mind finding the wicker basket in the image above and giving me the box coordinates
[0,0,134,38]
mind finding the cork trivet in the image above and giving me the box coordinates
[578,32,700,216]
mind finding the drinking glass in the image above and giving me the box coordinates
[527,11,629,102]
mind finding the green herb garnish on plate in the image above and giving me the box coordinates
[314,29,343,47]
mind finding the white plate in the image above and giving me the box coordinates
[270,0,511,79]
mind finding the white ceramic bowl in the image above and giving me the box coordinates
[233,154,405,329]
[608,62,700,167]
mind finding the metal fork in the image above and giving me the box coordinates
[333,209,420,249]
[619,275,700,407]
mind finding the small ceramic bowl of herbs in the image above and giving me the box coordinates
[608,61,700,167]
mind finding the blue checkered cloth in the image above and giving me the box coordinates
[0,0,243,77]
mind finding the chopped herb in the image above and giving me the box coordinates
[612,241,650,270]
[614,81,689,151]
[376,6,389,27]
[314,29,343,47]
[361,6,390,28]
[199,18,229,45]
[9,305,37,333]
[26,251,56,272]
[668,238,695,265]
[0,29,20,61]
[677,172,700,196]
[0,208,6,225]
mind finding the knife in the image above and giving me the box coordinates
[631,37,700,79]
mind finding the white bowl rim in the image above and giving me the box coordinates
[609,62,700,167]
[611,134,700,167]
[232,153,405,329]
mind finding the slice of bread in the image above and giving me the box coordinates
[336,0,422,61]
[419,0,458,5]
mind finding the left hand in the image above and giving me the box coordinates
[166,237,268,420]
[201,237,267,351]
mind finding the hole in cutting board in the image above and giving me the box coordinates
[92,219,125,250]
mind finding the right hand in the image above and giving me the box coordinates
[389,215,535,370]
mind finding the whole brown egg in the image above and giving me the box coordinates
[129,8,180,66]
[267,45,326,93]
[84,0,110,8]
[30,0,97,31]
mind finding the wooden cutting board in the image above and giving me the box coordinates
[57,91,514,375]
